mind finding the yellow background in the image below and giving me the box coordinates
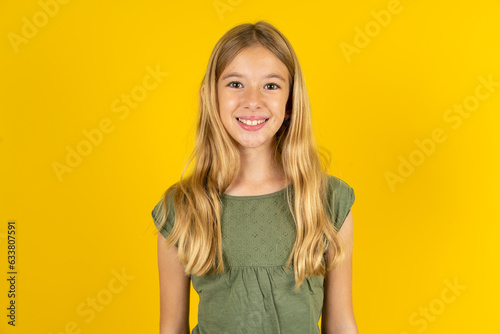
[1,0,499,333]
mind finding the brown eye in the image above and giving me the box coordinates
[228,82,243,88]
[265,83,280,90]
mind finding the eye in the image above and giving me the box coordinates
[264,83,280,90]
[228,81,243,88]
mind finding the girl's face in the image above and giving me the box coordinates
[216,44,290,153]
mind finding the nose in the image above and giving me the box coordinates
[243,85,262,111]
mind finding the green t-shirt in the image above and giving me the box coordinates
[152,174,355,334]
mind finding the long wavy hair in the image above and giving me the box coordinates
[156,20,346,290]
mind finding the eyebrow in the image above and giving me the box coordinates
[220,72,286,82]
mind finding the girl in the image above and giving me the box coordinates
[152,21,357,334]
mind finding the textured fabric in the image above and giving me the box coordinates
[152,174,355,334]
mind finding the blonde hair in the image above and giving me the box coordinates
[156,20,345,290]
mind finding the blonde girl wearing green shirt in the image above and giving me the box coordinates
[152,20,357,334]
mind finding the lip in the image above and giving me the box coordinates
[235,116,269,120]
[236,117,269,131]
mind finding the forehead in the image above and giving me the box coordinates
[220,45,289,82]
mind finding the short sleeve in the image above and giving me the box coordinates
[151,191,175,241]
[326,175,355,231]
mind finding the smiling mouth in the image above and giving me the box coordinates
[236,118,269,126]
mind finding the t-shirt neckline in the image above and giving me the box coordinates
[221,183,293,200]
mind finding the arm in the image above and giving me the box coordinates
[157,232,191,334]
[321,209,358,334]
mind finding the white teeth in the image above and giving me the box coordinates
[237,118,267,126]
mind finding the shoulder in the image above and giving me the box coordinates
[326,174,353,190]
[152,186,177,234]
[325,174,355,198]
[152,187,176,215]
[324,174,355,231]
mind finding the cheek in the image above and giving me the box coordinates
[270,95,288,113]
[217,94,236,126]
[218,90,235,110]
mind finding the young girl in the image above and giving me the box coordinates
[152,21,357,334]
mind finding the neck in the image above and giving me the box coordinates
[239,148,283,181]
[226,142,287,193]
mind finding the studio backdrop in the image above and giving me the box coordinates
[1,0,499,333]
